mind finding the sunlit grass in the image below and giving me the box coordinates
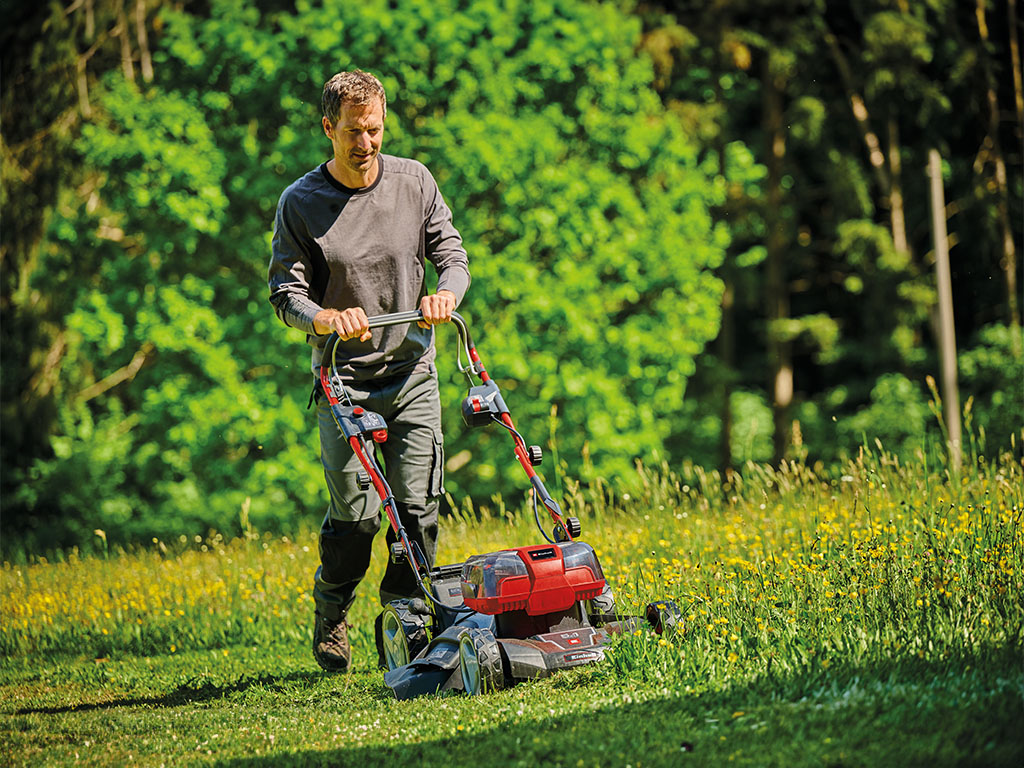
[3,448,1022,687]
[2,448,1022,767]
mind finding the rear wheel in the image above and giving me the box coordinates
[586,583,617,624]
[458,628,505,695]
[379,601,428,671]
[645,599,682,635]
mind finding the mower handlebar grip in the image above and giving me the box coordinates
[322,310,473,363]
[364,309,467,329]
[365,310,471,347]
[364,310,427,329]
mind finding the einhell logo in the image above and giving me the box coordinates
[563,650,600,664]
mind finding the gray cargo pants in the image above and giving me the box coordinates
[313,368,444,622]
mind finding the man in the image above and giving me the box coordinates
[268,70,470,672]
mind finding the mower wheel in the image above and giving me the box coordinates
[457,628,505,695]
[586,583,617,623]
[645,599,683,635]
[380,601,429,671]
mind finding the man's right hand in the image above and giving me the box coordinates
[313,307,371,342]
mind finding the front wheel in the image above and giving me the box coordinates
[457,628,505,695]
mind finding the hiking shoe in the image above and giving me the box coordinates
[313,612,351,673]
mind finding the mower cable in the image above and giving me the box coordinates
[532,491,557,544]
[489,413,527,450]
[489,414,558,544]
[418,585,475,615]
[451,609,484,626]
[326,344,357,408]
[454,338,478,387]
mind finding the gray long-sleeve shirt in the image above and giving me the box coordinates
[268,154,470,380]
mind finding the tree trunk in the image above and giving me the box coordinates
[888,118,910,258]
[712,74,735,476]
[135,0,154,82]
[115,0,136,83]
[824,23,914,270]
[928,149,962,469]
[1008,0,1024,158]
[977,0,1021,354]
[821,25,891,195]
[719,271,735,473]
[762,52,792,465]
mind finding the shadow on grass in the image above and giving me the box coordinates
[214,648,1024,768]
[13,669,332,716]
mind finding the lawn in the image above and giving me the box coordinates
[3,449,1022,766]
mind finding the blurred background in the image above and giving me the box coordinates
[2,0,1021,555]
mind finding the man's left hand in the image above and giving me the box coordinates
[418,290,457,328]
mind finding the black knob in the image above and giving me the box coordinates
[389,541,407,564]
[554,521,581,543]
[356,471,371,490]
[527,445,543,466]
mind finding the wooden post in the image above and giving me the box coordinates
[928,149,962,469]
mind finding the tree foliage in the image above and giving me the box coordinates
[2,0,1020,553]
[3,0,734,549]
[639,0,1022,468]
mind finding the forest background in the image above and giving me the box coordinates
[2,0,1022,554]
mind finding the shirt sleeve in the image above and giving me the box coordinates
[268,187,325,336]
[422,170,471,305]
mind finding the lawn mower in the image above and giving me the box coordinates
[319,310,680,699]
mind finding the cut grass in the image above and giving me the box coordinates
[2,448,1022,766]
[2,643,1020,767]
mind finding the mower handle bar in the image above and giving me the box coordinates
[324,310,474,367]
[364,308,436,329]
[366,309,470,344]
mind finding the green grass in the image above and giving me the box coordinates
[2,643,1021,767]
[3,448,1023,767]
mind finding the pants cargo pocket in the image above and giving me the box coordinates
[428,429,445,498]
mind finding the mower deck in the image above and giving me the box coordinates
[379,544,671,700]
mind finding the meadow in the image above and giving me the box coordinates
[2,447,1022,767]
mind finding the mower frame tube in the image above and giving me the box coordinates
[319,309,575,606]
[446,309,572,540]
[317,347,442,608]
[323,398,439,605]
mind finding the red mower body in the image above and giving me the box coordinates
[460,542,605,616]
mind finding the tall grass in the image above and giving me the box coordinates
[3,447,1022,693]
[596,447,1024,688]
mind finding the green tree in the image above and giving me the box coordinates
[649,0,1022,467]
[3,0,729,549]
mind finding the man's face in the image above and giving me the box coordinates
[323,100,384,181]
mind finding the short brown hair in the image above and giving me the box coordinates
[321,70,387,126]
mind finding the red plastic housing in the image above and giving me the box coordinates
[460,542,605,616]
